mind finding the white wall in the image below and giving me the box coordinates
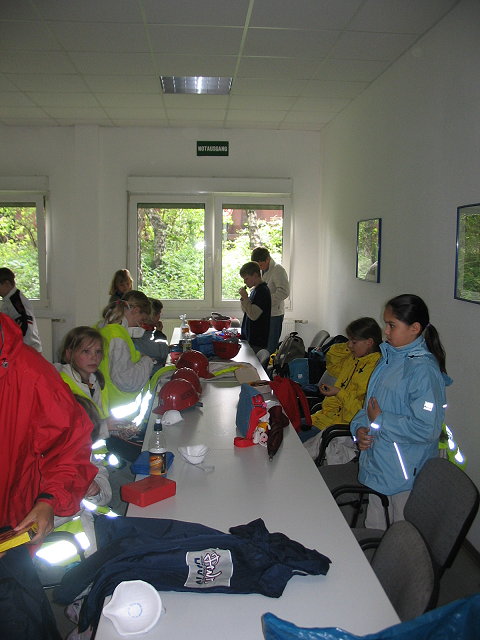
[319,0,480,549]
[0,126,322,355]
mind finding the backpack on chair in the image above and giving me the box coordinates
[271,332,306,377]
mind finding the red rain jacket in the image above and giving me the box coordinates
[0,313,97,529]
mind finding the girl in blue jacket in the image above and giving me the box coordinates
[350,294,451,529]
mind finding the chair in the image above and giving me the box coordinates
[315,423,352,466]
[320,458,390,528]
[256,348,271,370]
[348,458,479,605]
[370,520,436,621]
[309,329,330,349]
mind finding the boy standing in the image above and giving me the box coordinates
[239,262,271,353]
[0,267,42,352]
[251,247,290,354]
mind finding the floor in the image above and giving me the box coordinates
[47,542,480,639]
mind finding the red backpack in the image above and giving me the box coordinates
[268,376,312,432]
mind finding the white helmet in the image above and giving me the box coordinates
[161,409,183,426]
[102,580,163,636]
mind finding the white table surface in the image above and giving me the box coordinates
[96,340,399,639]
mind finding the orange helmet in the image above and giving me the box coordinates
[171,366,202,394]
[153,378,200,414]
[176,350,214,379]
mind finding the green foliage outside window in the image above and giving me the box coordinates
[138,205,284,301]
[138,206,205,299]
[0,206,40,298]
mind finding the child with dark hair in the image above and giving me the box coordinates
[132,297,169,372]
[351,294,451,529]
[239,261,271,353]
[301,317,382,461]
[0,266,42,352]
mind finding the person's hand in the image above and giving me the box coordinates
[86,480,100,497]
[155,320,164,332]
[356,426,374,450]
[367,397,382,422]
[319,384,340,397]
[14,502,54,545]
[238,286,248,300]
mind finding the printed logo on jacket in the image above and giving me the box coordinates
[184,548,233,588]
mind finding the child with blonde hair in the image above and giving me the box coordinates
[56,326,109,424]
[97,291,155,413]
[108,268,133,303]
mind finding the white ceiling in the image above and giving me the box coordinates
[0,0,459,131]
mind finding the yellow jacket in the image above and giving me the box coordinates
[311,343,380,430]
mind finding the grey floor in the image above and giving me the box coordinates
[47,542,480,639]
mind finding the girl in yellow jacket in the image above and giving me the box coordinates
[301,317,382,461]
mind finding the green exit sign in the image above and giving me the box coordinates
[197,141,229,156]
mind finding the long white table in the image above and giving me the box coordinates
[96,340,399,639]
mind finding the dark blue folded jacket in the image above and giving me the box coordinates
[54,516,331,632]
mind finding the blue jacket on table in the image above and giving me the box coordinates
[350,336,452,496]
[55,516,330,632]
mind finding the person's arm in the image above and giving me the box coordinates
[14,383,97,542]
[240,297,264,320]
[270,266,290,306]
[109,337,154,392]
[84,465,112,507]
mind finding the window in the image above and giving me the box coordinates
[0,193,48,306]
[221,204,285,300]
[128,182,291,316]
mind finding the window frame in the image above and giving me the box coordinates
[127,183,291,317]
[0,190,49,309]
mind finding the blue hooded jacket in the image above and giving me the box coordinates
[350,336,451,495]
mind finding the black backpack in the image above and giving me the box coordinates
[271,332,306,377]
[306,334,348,384]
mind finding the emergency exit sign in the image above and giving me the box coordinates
[197,141,229,156]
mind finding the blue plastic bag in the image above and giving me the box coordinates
[191,333,215,356]
[262,593,480,640]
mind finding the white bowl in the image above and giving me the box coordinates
[178,444,209,465]
[103,580,163,636]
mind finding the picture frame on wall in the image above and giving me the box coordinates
[455,203,480,305]
[356,218,381,282]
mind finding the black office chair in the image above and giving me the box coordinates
[309,329,330,349]
[320,457,390,528]
[370,520,437,622]
[352,458,479,588]
[314,423,353,467]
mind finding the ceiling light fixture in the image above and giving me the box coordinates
[160,76,232,95]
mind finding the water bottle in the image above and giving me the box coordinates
[180,314,190,352]
[149,418,167,476]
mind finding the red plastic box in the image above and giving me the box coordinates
[121,476,176,507]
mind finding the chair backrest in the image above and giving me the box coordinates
[309,329,329,349]
[256,348,271,368]
[371,520,436,622]
[404,457,479,574]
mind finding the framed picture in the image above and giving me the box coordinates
[356,218,381,282]
[455,203,480,304]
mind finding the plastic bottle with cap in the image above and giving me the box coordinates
[180,314,190,351]
[149,418,167,476]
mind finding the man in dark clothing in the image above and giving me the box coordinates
[239,261,271,353]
